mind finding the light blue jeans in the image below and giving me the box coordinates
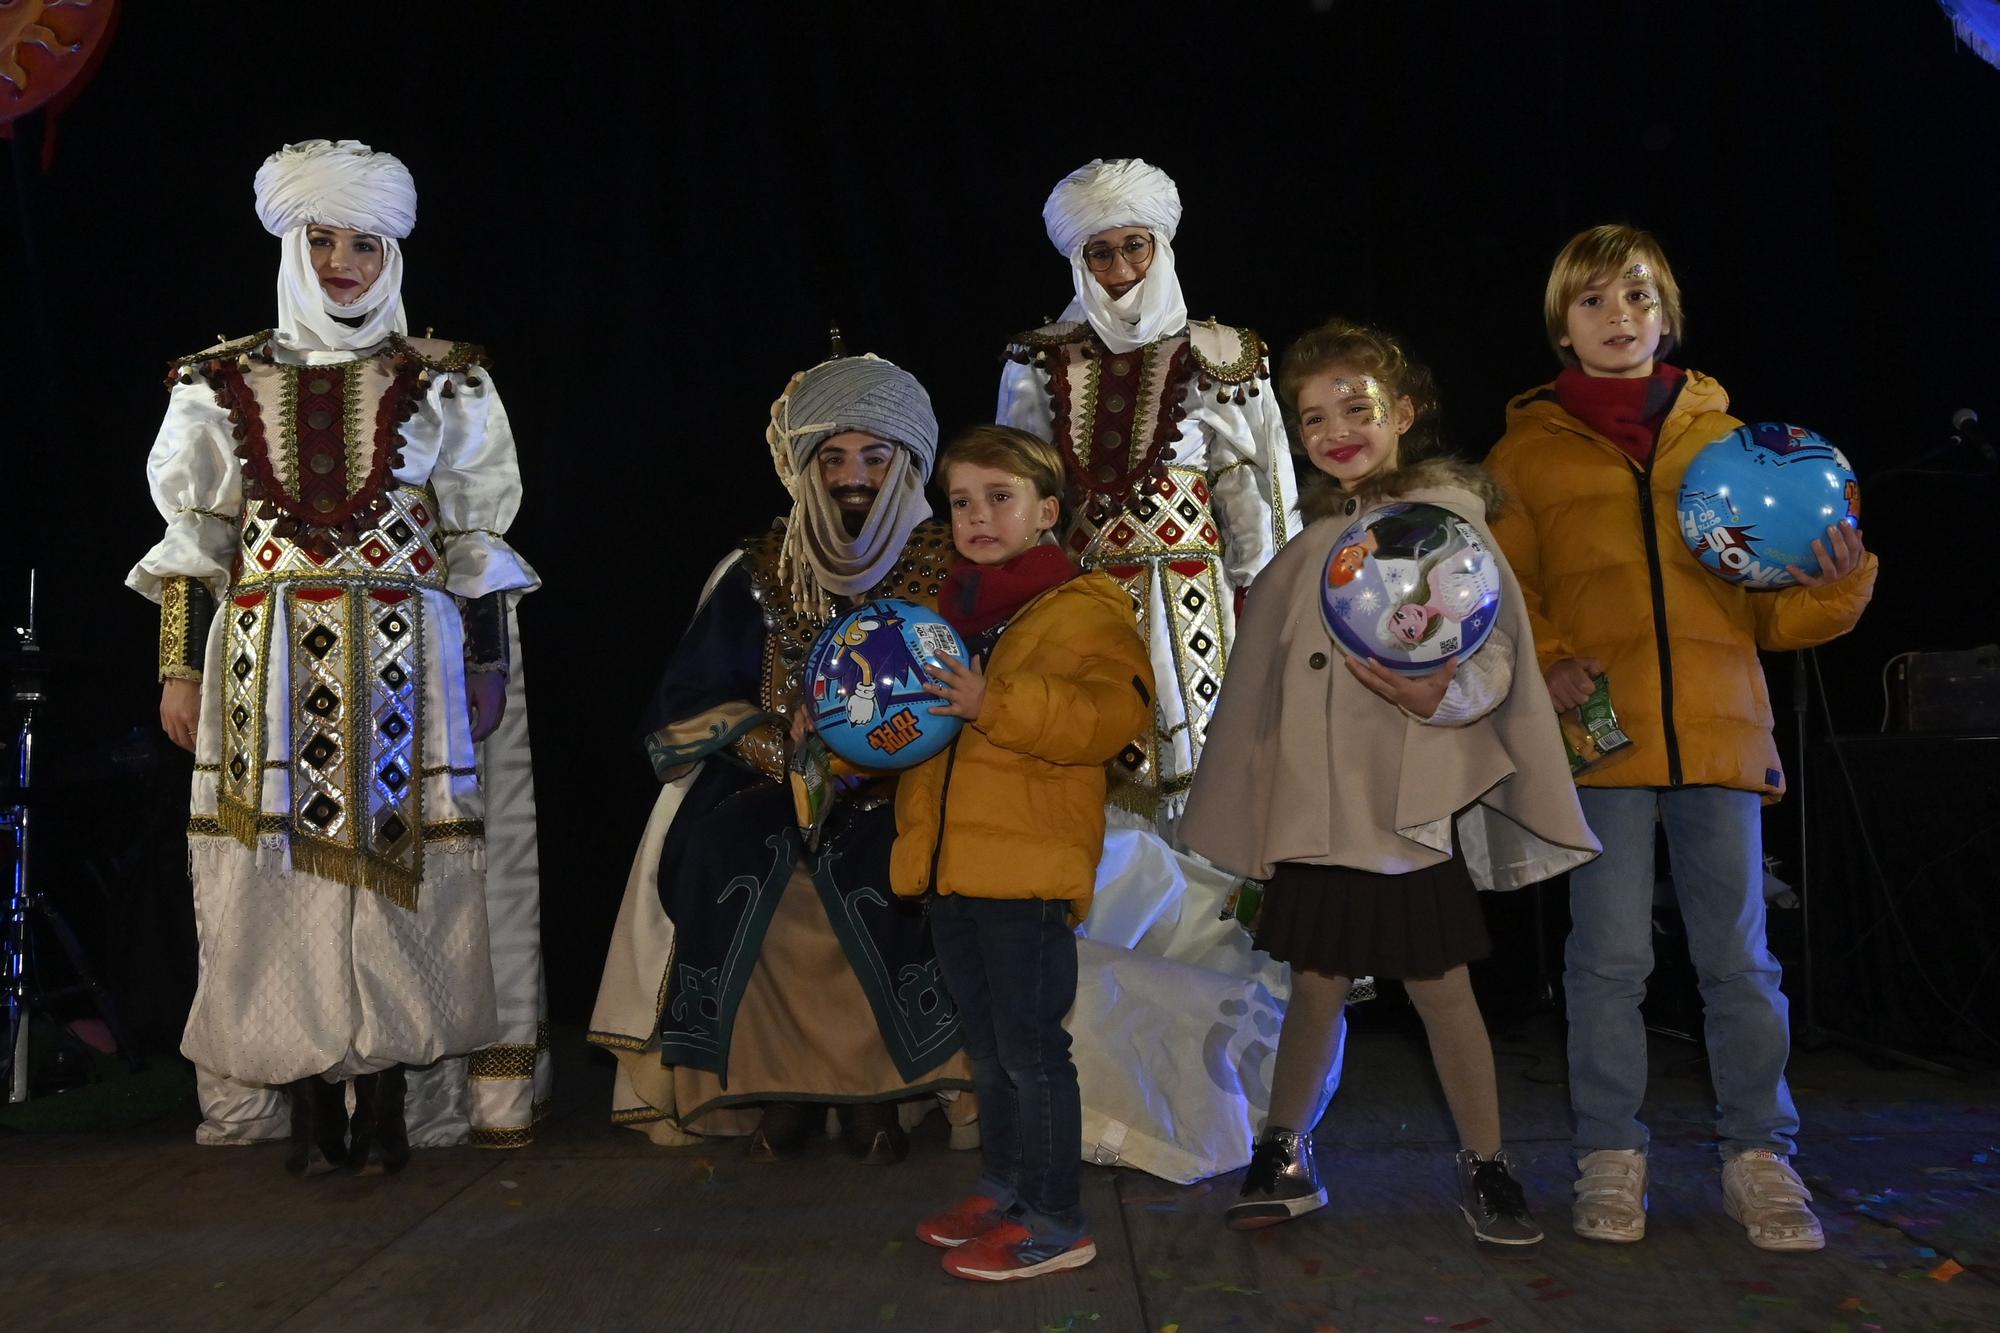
[1566,786,1799,1158]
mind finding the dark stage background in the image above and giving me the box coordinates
[4,3,1997,1039]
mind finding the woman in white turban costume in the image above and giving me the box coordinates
[129,140,549,1175]
[998,159,1347,1184]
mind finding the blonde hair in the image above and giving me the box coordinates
[939,424,1066,503]
[1544,224,1686,368]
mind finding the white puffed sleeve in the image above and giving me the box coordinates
[1417,626,1516,727]
[126,379,244,603]
[1190,388,1302,590]
[996,360,1055,439]
[424,368,541,599]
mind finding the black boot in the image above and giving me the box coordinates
[347,1066,411,1176]
[747,1101,813,1161]
[284,1078,348,1177]
[837,1101,909,1164]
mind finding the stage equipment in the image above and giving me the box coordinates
[3,572,136,1102]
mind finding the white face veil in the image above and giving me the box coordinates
[1042,158,1189,353]
[253,140,417,353]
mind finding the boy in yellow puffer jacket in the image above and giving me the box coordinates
[1486,225,1876,1254]
[893,424,1152,1282]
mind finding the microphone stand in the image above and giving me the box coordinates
[3,571,138,1102]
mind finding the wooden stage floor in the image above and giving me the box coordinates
[5,1012,1997,1332]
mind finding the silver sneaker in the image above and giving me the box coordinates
[1573,1148,1647,1243]
[1225,1128,1328,1230]
[1722,1150,1825,1252]
[1456,1149,1543,1245]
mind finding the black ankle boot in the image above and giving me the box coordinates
[837,1101,908,1164]
[747,1101,812,1161]
[347,1066,410,1176]
[284,1078,347,1177]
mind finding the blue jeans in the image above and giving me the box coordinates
[927,894,1084,1245]
[1565,786,1799,1158]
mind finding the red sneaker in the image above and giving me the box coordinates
[916,1194,1007,1249]
[942,1221,1097,1281]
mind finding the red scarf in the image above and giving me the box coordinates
[938,544,1077,639]
[1554,364,1685,465]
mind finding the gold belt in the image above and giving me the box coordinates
[1075,466,1223,561]
[233,485,448,591]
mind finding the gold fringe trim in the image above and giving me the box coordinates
[216,795,286,843]
[1106,780,1161,821]
[211,796,420,910]
[292,836,420,911]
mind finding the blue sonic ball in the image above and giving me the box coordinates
[803,598,967,770]
[1677,423,1860,590]
[1321,502,1503,676]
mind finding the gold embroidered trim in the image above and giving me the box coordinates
[587,1028,651,1053]
[467,1097,552,1148]
[168,330,274,378]
[468,1021,550,1080]
[387,333,490,375]
[187,811,482,851]
[1188,320,1266,384]
[611,1104,667,1125]
[1004,321,1092,361]
[421,765,480,779]
[468,1046,537,1080]
[159,578,198,682]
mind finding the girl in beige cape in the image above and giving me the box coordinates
[1179,319,1599,1243]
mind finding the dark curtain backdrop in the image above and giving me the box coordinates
[4,2,1997,1025]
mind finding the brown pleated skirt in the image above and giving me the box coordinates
[1253,855,1491,980]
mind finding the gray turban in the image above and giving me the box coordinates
[777,355,939,479]
[765,354,938,618]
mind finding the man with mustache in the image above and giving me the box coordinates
[589,355,972,1164]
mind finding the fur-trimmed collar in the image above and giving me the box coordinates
[1296,454,1504,524]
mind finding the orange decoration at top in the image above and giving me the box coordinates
[1,0,117,126]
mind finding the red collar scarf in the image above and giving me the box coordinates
[938,544,1077,640]
[1554,364,1685,465]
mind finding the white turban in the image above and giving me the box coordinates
[1041,158,1188,354]
[253,140,416,353]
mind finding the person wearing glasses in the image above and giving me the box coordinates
[995,159,1318,1184]
[998,158,1298,832]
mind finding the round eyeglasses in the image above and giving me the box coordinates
[1082,234,1155,274]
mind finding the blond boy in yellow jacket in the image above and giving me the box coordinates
[1486,225,1876,1254]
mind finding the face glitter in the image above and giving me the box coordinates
[1326,375,1392,428]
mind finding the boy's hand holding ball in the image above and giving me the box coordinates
[925,654,988,721]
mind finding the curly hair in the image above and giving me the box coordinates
[1276,317,1446,466]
